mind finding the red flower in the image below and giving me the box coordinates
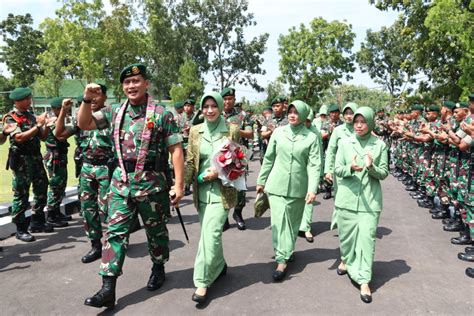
[218,154,227,163]
[235,150,245,160]
[228,170,240,180]
[147,121,155,129]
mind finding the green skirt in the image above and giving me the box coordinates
[336,208,380,285]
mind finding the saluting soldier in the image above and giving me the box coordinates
[78,64,184,310]
[4,87,54,242]
[221,87,253,231]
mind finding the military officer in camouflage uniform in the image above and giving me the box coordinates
[79,64,184,310]
[0,122,17,145]
[56,85,114,264]
[322,104,343,199]
[182,99,195,195]
[4,87,54,242]
[42,97,71,228]
[221,87,253,231]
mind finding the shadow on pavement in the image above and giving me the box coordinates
[376,226,392,239]
[126,239,186,259]
[371,259,411,293]
[0,219,85,272]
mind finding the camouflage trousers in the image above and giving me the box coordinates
[446,150,460,204]
[425,150,448,199]
[415,149,432,188]
[44,152,68,214]
[79,163,110,241]
[99,191,170,277]
[10,154,48,225]
[456,157,472,225]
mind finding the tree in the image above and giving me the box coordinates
[36,0,105,96]
[278,17,355,106]
[264,80,286,106]
[101,2,148,101]
[0,75,14,113]
[169,59,204,102]
[173,0,269,91]
[356,19,416,99]
[0,14,45,86]
[321,84,391,110]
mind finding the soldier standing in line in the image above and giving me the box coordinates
[42,97,72,228]
[78,64,184,310]
[55,85,113,264]
[221,87,253,231]
[4,87,54,242]
[182,99,196,195]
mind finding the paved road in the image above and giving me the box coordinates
[1,156,473,315]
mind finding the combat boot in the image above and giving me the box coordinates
[418,197,434,209]
[451,224,472,245]
[466,267,474,278]
[29,213,54,233]
[82,239,102,263]
[233,208,246,230]
[147,263,165,291]
[84,276,116,309]
[443,218,462,232]
[47,209,68,228]
[15,219,35,242]
[323,187,332,200]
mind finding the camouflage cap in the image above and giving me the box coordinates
[119,63,147,83]
[9,87,32,101]
[50,97,64,109]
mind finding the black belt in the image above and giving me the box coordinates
[123,160,155,172]
[83,157,110,166]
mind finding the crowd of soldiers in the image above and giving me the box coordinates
[0,63,472,309]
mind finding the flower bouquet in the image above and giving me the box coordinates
[211,138,248,191]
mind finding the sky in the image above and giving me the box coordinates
[0,0,400,102]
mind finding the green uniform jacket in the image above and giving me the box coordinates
[185,118,241,209]
[257,124,321,197]
[334,134,389,212]
[324,123,353,174]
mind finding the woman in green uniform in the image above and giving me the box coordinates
[256,101,321,281]
[334,107,388,303]
[185,92,240,305]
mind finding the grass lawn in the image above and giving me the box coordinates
[0,141,79,204]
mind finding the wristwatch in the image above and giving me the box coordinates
[82,97,92,103]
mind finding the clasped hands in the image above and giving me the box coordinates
[351,153,373,172]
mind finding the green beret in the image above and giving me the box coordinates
[184,98,195,106]
[411,104,424,111]
[328,104,340,113]
[119,63,147,83]
[174,101,184,109]
[9,87,32,101]
[455,101,469,109]
[376,108,385,112]
[220,87,235,97]
[263,105,273,111]
[443,101,456,110]
[271,96,285,105]
[278,95,288,102]
[427,105,440,112]
[468,93,474,102]
[50,97,64,109]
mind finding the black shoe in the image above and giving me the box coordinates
[29,222,54,233]
[458,252,474,262]
[222,218,230,232]
[47,217,68,228]
[465,247,474,254]
[442,217,456,224]
[451,235,472,245]
[232,209,246,230]
[15,231,35,242]
[305,234,314,243]
[147,263,165,291]
[360,294,372,303]
[412,193,424,200]
[431,211,449,219]
[405,185,417,191]
[57,212,72,221]
[466,267,474,278]
[443,221,461,232]
[409,191,419,197]
[272,267,287,282]
[418,199,434,209]
[336,268,347,276]
[192,292,207,305]
[84,276,116,309]
[323,191,332,200]
[82,240,102,263]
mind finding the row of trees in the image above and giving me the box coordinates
[0,0,472,113]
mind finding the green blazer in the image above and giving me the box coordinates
[185,119,240,209]
[257,124,321,198]
[334,134,388,213]
[324,123,353,174]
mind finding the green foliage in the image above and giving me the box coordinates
[0,75,14,114]
[278,17,356,106]
[356,19,416,98]
[173,0,269,91]
[169,59,204,102]
[321,84,391,110]
[0,14,45,86]
[264,80,286,106]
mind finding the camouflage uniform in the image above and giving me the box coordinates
[260,113,288,162]
[44,126,69,220]
[4,109,49,228]
[95,95,182,276]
